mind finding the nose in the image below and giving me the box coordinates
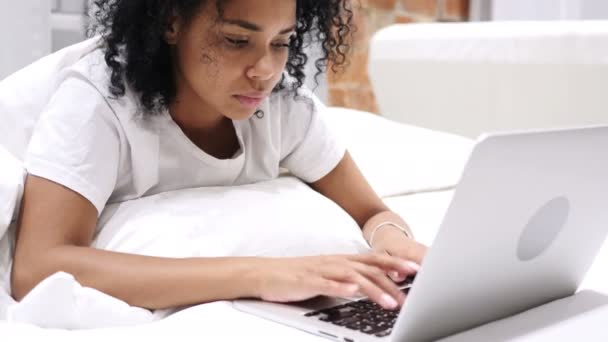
[246,48,277,82]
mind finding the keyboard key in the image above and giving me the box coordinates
[375,328,393,337]
[309,298,400,336]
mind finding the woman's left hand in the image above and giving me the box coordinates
[365,222,428,282]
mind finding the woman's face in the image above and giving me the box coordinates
[168,0,296,121]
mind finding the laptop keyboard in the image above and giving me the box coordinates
[304,279,413,338]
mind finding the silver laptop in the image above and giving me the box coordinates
[233,125,608,341]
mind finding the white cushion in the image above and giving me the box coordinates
[0,38,99,160]
[325,107,473,198]
[92,176,370,258]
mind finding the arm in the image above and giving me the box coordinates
[310,151,426,264]
[310,151,388,227]
[11,175,260,309]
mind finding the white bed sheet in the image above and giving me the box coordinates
[0,300,325,342]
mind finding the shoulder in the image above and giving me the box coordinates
[52,46,162,133]
[60,47,112,97]
[59,45,142,116]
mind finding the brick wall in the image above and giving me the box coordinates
[328,0,470,113]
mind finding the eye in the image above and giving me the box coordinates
[272,41,291,49]
[272,36,294,49]
[225,37,249,48]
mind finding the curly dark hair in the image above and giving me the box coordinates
[89,0,354,114]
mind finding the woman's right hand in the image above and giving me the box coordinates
[251,254,419,310]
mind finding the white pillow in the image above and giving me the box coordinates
[93,176,370,258]
[324,107,474,198]
[0,38,99,161]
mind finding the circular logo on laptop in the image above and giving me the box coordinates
[517,196,570,261]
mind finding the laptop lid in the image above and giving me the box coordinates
[394,125,608,341]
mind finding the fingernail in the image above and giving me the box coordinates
[380,294,398,309]
[404,261,421,271]
[389,271,406,282]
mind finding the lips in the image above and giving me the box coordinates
[233,93,268,109]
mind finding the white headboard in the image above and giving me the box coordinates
[369,21,608,138]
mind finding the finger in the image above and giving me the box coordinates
[397,260,420,275]
[348,253,415,274]
[309,278,360,298]
[351,262,405,306]
[324,266,400,310]
[373,251,410,282]
[372,247,422,276]
[379,237,428,267]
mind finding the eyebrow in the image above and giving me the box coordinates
[223,19,296,34]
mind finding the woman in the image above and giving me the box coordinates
[11,0,427,311]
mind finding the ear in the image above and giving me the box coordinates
[165,14,181,45]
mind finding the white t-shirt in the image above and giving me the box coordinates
[25,48,345,216]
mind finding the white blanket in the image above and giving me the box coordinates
[0,147,25,319]
[0,145,164,327]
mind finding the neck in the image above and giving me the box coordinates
[169,100,228,135]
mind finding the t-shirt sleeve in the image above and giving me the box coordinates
[24,76,120,216]
[280,89,346,183]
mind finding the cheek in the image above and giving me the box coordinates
[181,49,238,92]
